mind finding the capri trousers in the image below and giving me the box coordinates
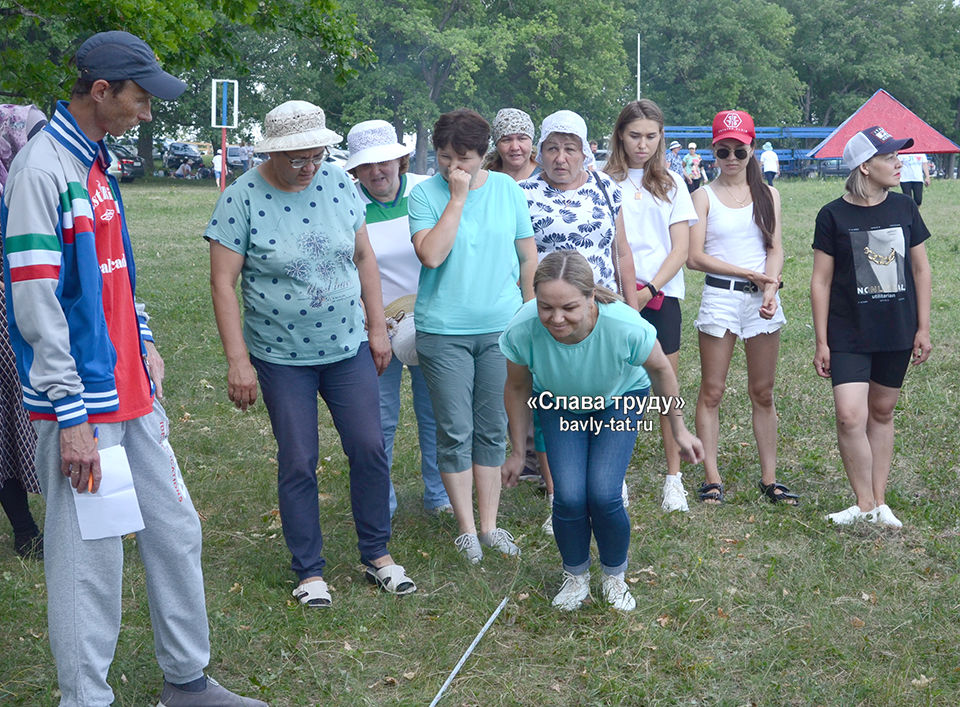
[415,331,508,473]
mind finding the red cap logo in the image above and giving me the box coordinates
[723,113,743,129]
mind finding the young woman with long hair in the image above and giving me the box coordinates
[686,110,798,506]
[605,99,698,512]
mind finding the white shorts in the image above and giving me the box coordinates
[694,282,786,340]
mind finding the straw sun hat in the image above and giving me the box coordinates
[254,100,342,153]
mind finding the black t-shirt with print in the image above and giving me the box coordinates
[812,192,930,352]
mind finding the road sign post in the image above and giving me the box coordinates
[211,79,238,192]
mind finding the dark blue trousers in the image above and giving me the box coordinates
[252,342,391,579]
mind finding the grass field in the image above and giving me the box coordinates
[1,177,958,706]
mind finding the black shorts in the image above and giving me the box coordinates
[830,349,912,389]
[640,296,682,355]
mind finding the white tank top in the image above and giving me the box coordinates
[703,185,767,275]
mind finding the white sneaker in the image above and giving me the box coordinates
[621,479,630,508]
[825,504,866,525]
[479,528,520,556]
[871,504,903,528]
[542,494,554,535]
[552,570,591,611]
[661,473,689,512]
[601,572,636,611]
[454,532,483,564]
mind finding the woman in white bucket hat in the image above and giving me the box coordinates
[205,101,417,607]
[345,119,451,519]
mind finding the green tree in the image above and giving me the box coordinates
[295,0,631,172]
[776,0,960,136]
[0,0,370,159]
[625,0,803,125]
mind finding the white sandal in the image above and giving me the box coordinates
[292,578,332,608]
[365,564,417,595]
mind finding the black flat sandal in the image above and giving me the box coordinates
[697,482,724,504]
[758,481,799,505]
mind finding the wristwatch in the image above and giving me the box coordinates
[646,282,659,298]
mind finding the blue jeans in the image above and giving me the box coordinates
[539,389,648,576]
[252,343,391,580]
[379,356,449,514]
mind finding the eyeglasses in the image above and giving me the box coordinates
[285,149,328,169]
[715,147,749,160]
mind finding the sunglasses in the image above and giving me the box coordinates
[715,147,749,160]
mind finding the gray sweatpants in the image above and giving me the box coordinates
[35,400,210,706]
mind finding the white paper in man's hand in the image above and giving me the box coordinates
[72,444,145,540]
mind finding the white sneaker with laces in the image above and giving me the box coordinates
[552,570,591,611]
[601,572,636,611]
[661,473,689,512]
[871,504,903,528]
[621,479,630,508]
[825,504,866,525]
[454,532,483,564]
[542,494,554,535]
[479,527,520,556]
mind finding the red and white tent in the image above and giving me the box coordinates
[808,89,960,158]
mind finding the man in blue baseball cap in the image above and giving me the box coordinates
[1,31,267,706]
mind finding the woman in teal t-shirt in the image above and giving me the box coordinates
[409,109,537,565]
[500,251,703,612]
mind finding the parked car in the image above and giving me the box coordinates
[226,145,255,170]
[107,145,145,182]
[164,142,203,169]
[806,158,847,179]
[325,147,349,170]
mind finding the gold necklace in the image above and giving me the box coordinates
[627,173,643,200]
[721,181,750,207]
[864,245,897,266]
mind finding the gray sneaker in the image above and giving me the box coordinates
[157,675,268,706]
[479,528,520,557]
[454,532,483,564]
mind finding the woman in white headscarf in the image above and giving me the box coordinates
[519,109,638,530]
[520,110,637,309]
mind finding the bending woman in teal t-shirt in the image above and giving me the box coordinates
[500,251,703,612]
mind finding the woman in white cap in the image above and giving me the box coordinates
[409,109,537,564]
[759,141,779,187]
[687,109,796,506]
[206,100,417,608]
[344,119,451,518]
[604,98,698,512]
[682,142,703,192]
[483,108,539,181]
[812,126,932,527]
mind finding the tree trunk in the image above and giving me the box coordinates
[137,123,154,168]
[414,119,428,175]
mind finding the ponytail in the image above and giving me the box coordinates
[746,150,775,249]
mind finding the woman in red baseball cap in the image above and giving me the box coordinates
[686,110,798,506]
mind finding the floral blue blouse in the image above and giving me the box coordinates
[519,171,623,290]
